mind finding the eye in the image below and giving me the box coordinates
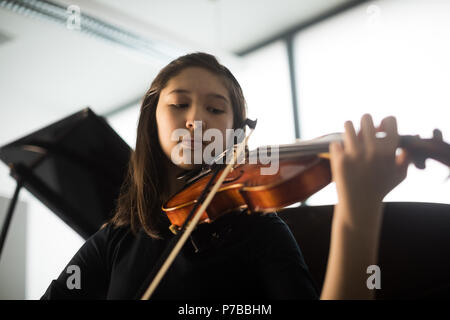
[207,106,225,114]
[169,104,188,109]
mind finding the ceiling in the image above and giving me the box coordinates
[0,0,355,149]
[90,0,352,53]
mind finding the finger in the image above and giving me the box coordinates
[360,114,376,153]
[396,149,412,167]
[329,141,343,157]
[379,116,398,138]
[329,141,343,181]
[394,149,412,183]
[378,116,400,150]
[343,120,361,156]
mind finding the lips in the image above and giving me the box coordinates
[180,138,205,149]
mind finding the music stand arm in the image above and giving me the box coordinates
[0,177,23,261]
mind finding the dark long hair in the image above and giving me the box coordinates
[108,52,248,239]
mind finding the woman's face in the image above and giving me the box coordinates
[156,67,234,170]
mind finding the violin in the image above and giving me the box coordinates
[163,129,450,233]
[140,124,450,300]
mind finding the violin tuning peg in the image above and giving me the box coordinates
[415,159,426,169]
[433,129,443,141]
[411,153,426,169]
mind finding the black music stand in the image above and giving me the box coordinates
[0,107,131,259]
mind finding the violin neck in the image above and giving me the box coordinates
[249,133,415,161]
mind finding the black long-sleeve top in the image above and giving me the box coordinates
[41,210,319,300]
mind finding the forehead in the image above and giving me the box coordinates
[162,67,230,98]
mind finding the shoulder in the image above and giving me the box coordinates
[90,222,131,247]
[98,222,132,241]
[81,223,134,266]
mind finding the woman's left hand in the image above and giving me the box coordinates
[329,114,412,229]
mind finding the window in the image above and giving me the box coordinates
[236,41,295,150]
[294,0,450,205]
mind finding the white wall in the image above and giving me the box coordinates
[0,195,27,299]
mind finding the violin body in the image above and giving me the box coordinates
[163,154,332,230]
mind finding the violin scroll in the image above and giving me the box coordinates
[399,128,450,169]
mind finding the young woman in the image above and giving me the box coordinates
[41,52,412,300]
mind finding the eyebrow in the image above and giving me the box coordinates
[168,89,230,104]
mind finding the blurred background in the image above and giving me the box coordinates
[0,0,448,299]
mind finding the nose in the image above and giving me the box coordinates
[185,105,207,131]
